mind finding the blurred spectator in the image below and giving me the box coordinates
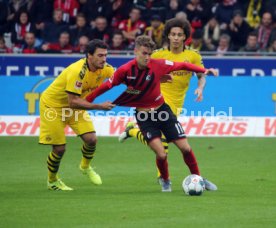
[214,0,241,31]
[28,0,54,26]
[269,28,276,47]
[118,7,146,49]
[0,36,12,53]
[175,11,188,23]
[267,38,276,53]
[203,16,220,50]
[228,10,252,50]
[109,30,126,50]
[190,29,210,51]
[80,0,112,27]
[242,0,264,29]
[11,10,36,47]
[74,35,89,53]
[28,0,54,39]
[54,0,80,24]
[0,0,9,35]
[256,12,274,49]
[185,0,210,29]
[264,1,276,25]
[134,0,166,24]
[40,31,73,54]
[22,32,38,54]
[69,13,91,45]
[216,33,233,56]
[165,0,185,20]
[7,0,32,26]
[110,0,134,29]
[89,16,112,44]
[41,9,69,43]
[239,32,260,52]
[144,15,164,48]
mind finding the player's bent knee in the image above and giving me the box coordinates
[52,145,66,156]
[156,153,167,160]
[84,137,97,146]
[180,146,191,154]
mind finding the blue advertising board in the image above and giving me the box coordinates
[0,54,276,76]
[1,76,276,116]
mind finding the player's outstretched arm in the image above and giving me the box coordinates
[86,80,113,102]
[160,60,206,74]
[160,74,173,83]
[68,93,115,110]
[194,74,206,102]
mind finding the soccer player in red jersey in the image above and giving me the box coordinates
[86,35,217,192]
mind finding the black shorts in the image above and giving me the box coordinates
[135,103,186,143]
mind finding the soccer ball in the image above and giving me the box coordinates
[182,174,205,196]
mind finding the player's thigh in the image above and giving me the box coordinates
[69,110,95,136]
[135,111,161,142]
[39,102,66,145]
[159,104,186,142]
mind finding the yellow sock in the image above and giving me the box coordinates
[47,151,62,182]
[129,128,148,145]
[129,128,140,138]
[80,144,96,169]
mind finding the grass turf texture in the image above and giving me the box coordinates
[0,137,275,227]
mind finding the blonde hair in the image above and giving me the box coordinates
[135,35,156,50]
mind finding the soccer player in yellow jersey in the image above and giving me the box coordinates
[119,18,218,191]
[40,39,115,190]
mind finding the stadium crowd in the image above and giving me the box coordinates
[0,0,276,55]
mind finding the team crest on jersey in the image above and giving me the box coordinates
[146,75,151,80]
[75,81,82,89]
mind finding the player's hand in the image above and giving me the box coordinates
[204,68,218,77]
[160,74,173,83]
[99,101,115,110]
[194,88,203,102]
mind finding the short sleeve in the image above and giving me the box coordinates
[193,52,204,68]
[103,63,115,79]
[65,68,83,95]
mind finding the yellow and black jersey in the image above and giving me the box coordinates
[151,48,204,115]
[41,58,114,107]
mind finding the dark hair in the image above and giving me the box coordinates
[16,10,30,24]
[164,18,191,42]
[112,30,123,37]
[76,13,86,19]
[135,35,156,50]
[86,39,108,55]
[248,31,258,38]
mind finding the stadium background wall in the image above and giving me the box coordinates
[0,55,275,136]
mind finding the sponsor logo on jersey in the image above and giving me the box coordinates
[126,86,141,95]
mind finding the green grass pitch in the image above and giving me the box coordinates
[0,137,276,227]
